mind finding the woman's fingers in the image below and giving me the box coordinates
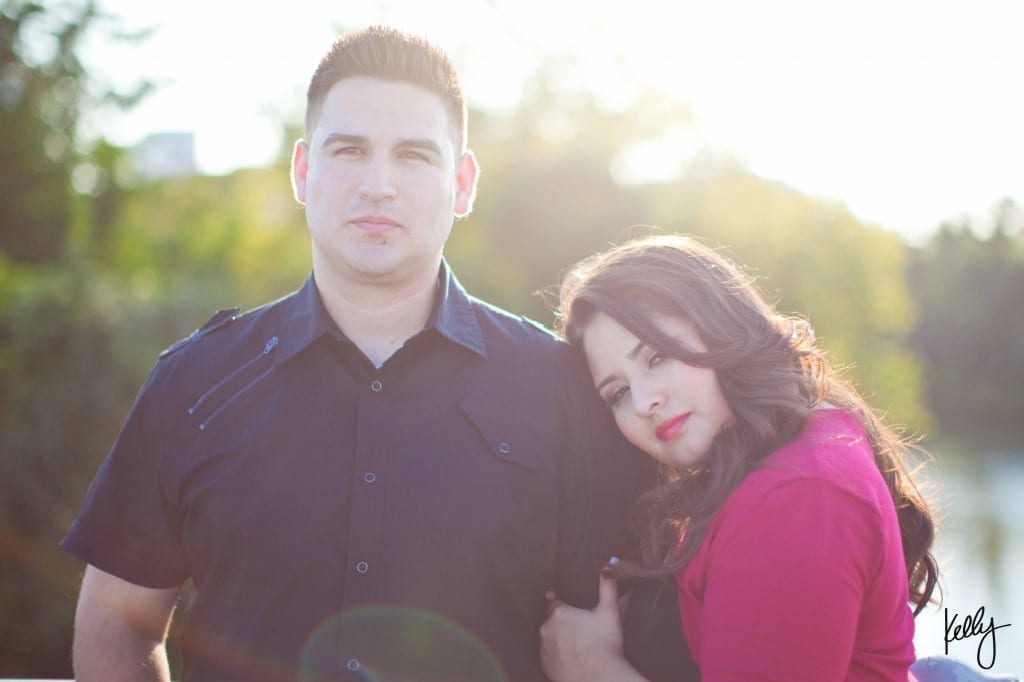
[595,575,619,616]
[545,588,564,617]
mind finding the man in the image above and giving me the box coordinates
[62,26,641,681]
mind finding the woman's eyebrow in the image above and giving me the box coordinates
[595,340,646,391]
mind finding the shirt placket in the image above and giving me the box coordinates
[338,373,389,673]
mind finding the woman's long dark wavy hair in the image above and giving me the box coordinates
[557,233,939,614]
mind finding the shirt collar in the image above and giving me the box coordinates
[428,259,487,358]
[276,260,487,364]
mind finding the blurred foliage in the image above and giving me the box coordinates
[2,1,1022,677]
[909,200,1024,449]
[0,0,151,264]
[454,83,929,430]
[639,167,929,430]
[1,0,85,263]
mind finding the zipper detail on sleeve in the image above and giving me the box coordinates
[198,365,276,431]
[186,336,279,426]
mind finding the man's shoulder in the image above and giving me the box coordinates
[466,294,564,351]
[154,287,299,372]
[158,307,243,359]
[461,296,604,400]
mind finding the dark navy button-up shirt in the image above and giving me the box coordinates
[62,262,644,681]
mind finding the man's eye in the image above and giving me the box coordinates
[334,146,363,157]
[648,352,665,368]
[400,150,429,162]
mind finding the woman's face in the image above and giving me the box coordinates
[581,311,735,470]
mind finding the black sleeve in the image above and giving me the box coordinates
[555,350,700,680]
[61,363,189,588]
[623,578,701,682]
[554,349,647,608]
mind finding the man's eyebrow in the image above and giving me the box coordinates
[396,138,443,155]
[595,340,646,392]
[319,134,443,157]
[321,133,366,148]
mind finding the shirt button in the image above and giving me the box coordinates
[363,472,377,483]
[346,658,360,671]
[356,561,369,574]
[498,442,511,454]
[370,379,383,392]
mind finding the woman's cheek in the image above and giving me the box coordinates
[617,416,648,454]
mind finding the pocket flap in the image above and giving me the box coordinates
[460,387,551,471]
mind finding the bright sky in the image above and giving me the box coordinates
[83,0,1024,244]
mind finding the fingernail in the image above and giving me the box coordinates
[607,556,620,566]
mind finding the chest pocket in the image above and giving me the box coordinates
[459,386,552,471]
[186,336,280,432]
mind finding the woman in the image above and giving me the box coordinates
[540,234,939,681]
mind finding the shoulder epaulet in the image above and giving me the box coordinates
[159,307,241,358]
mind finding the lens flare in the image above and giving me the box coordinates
[299,606,506,682]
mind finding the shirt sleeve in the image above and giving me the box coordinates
[554,349,647,608]
[696,476,882,682]
[60,364,189,588]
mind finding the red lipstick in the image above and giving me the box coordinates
[655,413,691,442]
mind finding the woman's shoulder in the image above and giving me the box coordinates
[704,409,897,548]
[734,408,890,512]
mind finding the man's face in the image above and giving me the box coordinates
[292,77,478,289]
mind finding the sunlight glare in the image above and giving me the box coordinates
[86,0,1024,241]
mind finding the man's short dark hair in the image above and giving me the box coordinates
[305,25,467,152]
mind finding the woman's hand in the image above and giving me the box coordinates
[540,574,646,682]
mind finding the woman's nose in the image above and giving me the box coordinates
[631,383,664,416]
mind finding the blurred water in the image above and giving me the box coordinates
[913,452,1024,677]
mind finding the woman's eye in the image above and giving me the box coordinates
[608,386,629,406]
[648,351,664,368]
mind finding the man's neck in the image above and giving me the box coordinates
[313,265,439,368]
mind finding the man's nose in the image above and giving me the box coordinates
[357,155,398,202]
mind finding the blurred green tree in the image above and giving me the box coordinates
[1,0,86,262]
[909,199,1024,448]
[0,260,144,674]
[449,65,930,431]
[0,1,158,674]
[643,165,930,431]
[0,0,150,263]
[451,71,691,322]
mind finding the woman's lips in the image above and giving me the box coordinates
[655,413,691,442]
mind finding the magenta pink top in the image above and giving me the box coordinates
[674,409,917,681]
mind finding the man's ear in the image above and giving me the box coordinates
[291,139,310,204]
[453,150,479,218]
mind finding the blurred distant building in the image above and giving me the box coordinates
[133,132,197,179]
